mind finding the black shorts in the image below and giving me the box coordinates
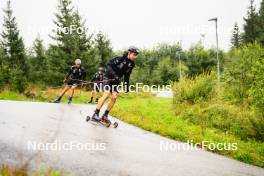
[66,79,81,86]
[103,76,120,93]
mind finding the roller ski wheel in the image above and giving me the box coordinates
[102,119,111,128]
[86,116,91,122]
[113,122,118,128]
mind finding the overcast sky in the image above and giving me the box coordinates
[0,0,262,50]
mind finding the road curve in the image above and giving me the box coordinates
[0,100,263,176]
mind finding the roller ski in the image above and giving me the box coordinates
[87,98,98,104]
[87,101,97,104]
[86,112,118,128]
[51,97,61,103]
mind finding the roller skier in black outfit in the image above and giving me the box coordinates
[52,59,86,104]
[88,67,105,104]
[87,46,139,125]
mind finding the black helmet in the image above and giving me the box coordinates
[128,46,139,55]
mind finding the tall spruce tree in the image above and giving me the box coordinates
[48,0,93,84]
[29,36,47,83]
[0,43,5,65]
[258,0,264,46]
[243,0,260,44]
[1,0,27,92]
[94,31,113,67]
[71,9,95,77]
[231,22,242,48]
[0,43,7,89]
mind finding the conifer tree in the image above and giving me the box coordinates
[243,0,260,44]
[29,36,48,83]
[1,0,27,92]
[94,31,113,67]
[258,0,264,46]
[48,0,93,84]
[231,22,242,48]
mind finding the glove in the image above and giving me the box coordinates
[114,75,120,82]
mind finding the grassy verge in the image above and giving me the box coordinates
[0,164,63,176]
[0,87,96,104]
[0,88,263,168]
[110,93,264,168]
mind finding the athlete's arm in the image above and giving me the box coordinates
[82,68,86,81]
[65,66,73,80]
[124,71,132,93]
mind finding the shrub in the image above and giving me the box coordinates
[223,43,264,103]
[172,72,217,104]
[249,53,264,113]
[174,101,264,141]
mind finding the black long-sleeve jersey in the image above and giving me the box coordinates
[105,52,135,87]
[65,65,86,81]
[91,72,104,82]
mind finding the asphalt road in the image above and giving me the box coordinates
[0,100,263,176]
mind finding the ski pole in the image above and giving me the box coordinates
[48,79,115,89]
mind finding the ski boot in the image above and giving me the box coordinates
[101,114,110,123]
[101,114,111,127]
[87,98,93,104]
[91,112,101,121]
[67,97,73,104]
[52,97,61,103]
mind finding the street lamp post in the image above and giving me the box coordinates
[200,34,205,46]
[208,17,220,80]
[177,52,182,81]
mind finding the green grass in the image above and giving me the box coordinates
[0,88,97,104]
[0,164,63,176]
[0,90,28,101]
[0,89,263,168]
